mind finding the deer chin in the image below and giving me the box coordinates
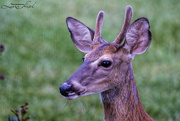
[67,88,112,100]
[63,94,79,100]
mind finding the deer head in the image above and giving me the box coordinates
[60,5,151,100]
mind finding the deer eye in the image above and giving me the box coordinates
[101,61,111,68]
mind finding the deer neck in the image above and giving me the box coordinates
[100,64,154,121]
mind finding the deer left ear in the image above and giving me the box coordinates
[66,17,95,53]
[125,17,152,55]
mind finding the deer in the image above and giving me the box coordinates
[60,5,154,121]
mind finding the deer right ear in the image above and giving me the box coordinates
[124,18,152,55]
[66,17,95,53]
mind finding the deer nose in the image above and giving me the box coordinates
[60,83,72,96]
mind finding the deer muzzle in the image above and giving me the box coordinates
[60,82,87,100]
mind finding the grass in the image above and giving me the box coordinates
[0,0,180,120]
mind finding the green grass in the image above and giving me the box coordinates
[0,0,180,120]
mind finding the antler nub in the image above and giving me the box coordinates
[93,11,105,44]
[112,5,133,46]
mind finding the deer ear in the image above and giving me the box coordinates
[66,17,94,53]
[125,18,152,55]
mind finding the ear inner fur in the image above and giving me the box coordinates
[66,17,95,53]
[125,17,152,55]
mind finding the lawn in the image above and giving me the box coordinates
[0,0,180,121]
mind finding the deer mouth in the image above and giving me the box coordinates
[64,90,87,100]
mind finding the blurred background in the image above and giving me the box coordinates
[0,0,180,120]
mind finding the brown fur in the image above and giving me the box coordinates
[60,5,154,121]
[101,64,154,121]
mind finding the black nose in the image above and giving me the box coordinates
[60,83,72,96]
